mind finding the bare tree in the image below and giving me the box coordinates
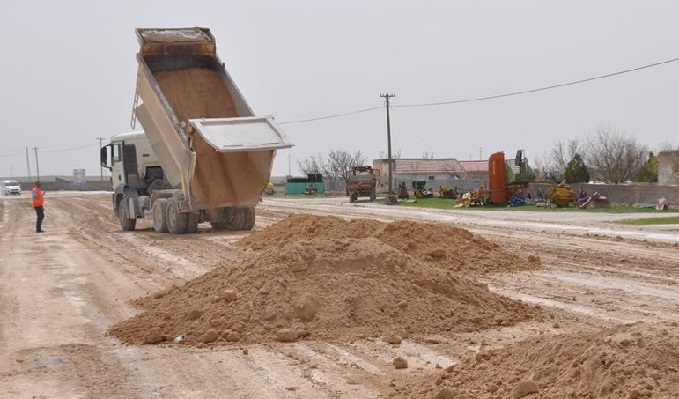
[581,125,647,184]
[538,138,581,183]
[378,149,402,159]
[297,152,325,175]
[657,141,678,152]
[325,149,367,181]
[421,151,435,159]
[297,149,367,182]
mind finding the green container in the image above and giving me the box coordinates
[284,182,325,195]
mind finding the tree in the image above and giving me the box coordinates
[297,152,325,175]
[325,149,367,181]
[297,149,367,182]
[564,154,590,184]
[538,138,581,183]
[635,151,658,182]
[581,125,646,184]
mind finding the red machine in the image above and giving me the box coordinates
[488,150,535,205]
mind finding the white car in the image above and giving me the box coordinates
[1,180,22,195]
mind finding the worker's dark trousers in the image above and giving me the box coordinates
[34,206,44,232]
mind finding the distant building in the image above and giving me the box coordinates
[458,160,489,180]
[372,158,487,193]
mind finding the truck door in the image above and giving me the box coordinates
[122,144,143,187]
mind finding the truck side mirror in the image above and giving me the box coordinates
[100,145,113,170]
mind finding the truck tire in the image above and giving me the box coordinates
[187,212,199,233]
[350,192,358,203]
[209,207,234,231]
[209,220,228,230]
[165,198,188,234]
[152,198,168,233]
[370,191,376,201]
[119,201,136,232]
[232,207,255,231]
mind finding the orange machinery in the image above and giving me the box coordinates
[488,151,535,204]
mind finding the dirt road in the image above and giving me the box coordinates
[1,193,678,398]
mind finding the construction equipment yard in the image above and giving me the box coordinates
[1,192,679,398]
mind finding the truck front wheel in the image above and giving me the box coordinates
[165,198,188,234]
[119,200,137,232]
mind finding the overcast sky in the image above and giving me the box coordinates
[1,0,678,179]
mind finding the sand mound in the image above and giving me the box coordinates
[392,322,679,399]
[235,214,541,274]
[235,214,383,250]
[109,238,543,346]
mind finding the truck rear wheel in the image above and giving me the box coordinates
[187,212,199,233]
[209,207,233,231]
[152,198,168,233]
[119,200,137,231]
[210,220,228,230]
[165,198,188,234]
[231,207,255,231]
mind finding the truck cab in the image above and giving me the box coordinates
[100,131,168,216]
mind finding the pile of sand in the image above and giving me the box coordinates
[109,237,543,346]
[235,214,541,274]
[235,215,383,249]
[390,322,679,399]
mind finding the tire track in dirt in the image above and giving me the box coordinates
[0,198,154,398]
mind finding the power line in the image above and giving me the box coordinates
[0,151,24,158]
[2,142,100,156]
[277,55,679,124]
[41,142,99,153]
[393,56,679,109]
[388,106,435,155]
[279,106,380,125]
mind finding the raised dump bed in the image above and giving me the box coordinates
[102,27,291,234]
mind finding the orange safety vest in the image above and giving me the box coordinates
[31,187,44,208]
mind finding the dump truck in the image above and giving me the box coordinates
[100,27,292,234]
[345,166,379,202]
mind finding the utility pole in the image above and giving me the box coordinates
[288,154,291,176]
[479,147,483,160]
[96,137,106,182]
[25,147,32,180]
[33,146,40,180]
[380,93,395,197]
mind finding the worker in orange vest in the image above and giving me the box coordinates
[31,181,45,233]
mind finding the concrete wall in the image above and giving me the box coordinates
[531,182,678,206]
